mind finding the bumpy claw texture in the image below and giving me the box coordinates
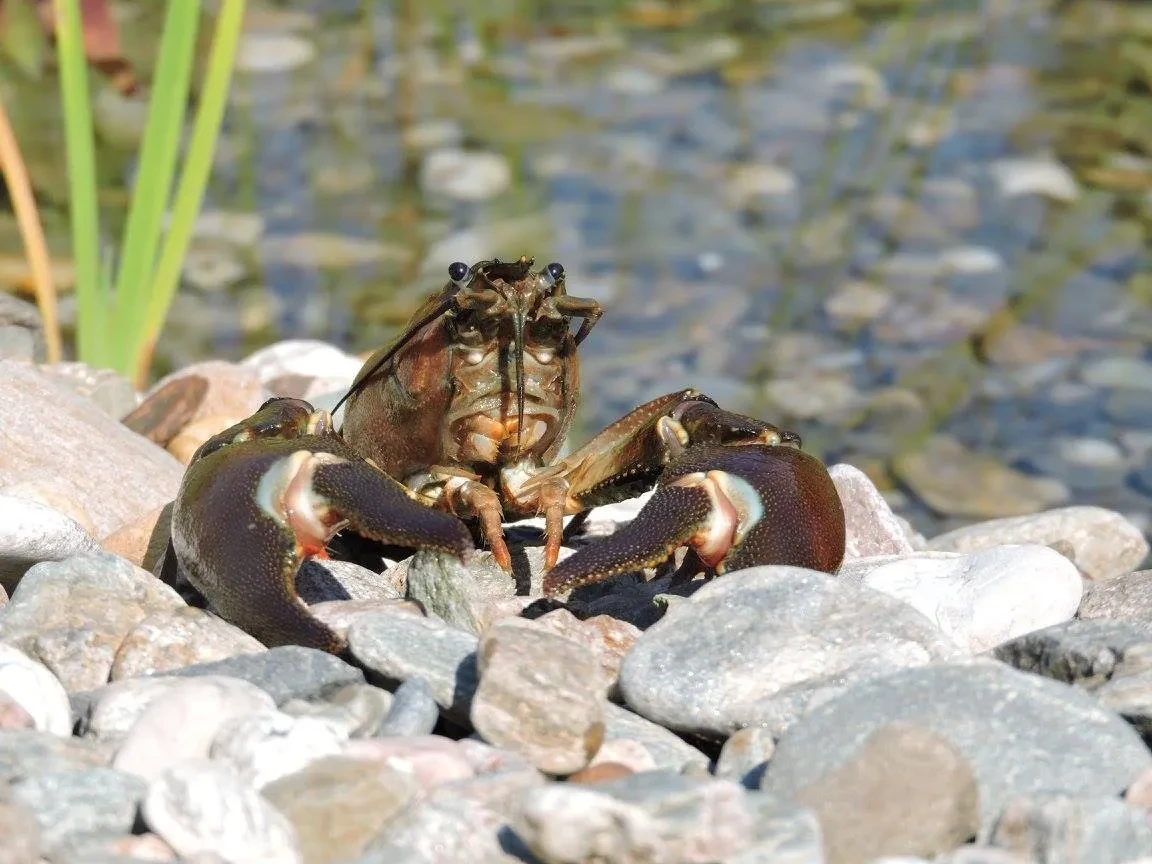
[542,442,845,596]
[170,400,474,653]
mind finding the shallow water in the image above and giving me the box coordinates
[9,0,1152,546]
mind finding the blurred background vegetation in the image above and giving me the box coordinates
[0,0,1149,544]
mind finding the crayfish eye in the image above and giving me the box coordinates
[546,262,564,283]
[448,261,469,283]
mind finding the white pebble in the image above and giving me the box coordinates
[0,644,71,735]
[143,760,302,864]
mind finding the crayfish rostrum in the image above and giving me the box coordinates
[164,256,846,653]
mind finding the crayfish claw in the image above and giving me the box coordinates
[542,442,845,597]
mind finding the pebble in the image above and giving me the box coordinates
[375,676,440,737]
[715,726,776,788]
[1026,437,1130,492]
[894,435,1070,519]
[0,644,71,735]
[260,233,405,269]
[471,619,606,775]
[529,609,640,699]
[109,606,266,680]
[837,545,1082,653]
[829,463,917,559]
[989,157,1080,201]
[260,756,418,864]
[295,558,402,604]
[992,619,1152,688]
[618,565,960,739]
[236,33,316,73]
[164,645,364,705]
[0,552,183,692]
[0,361,183,539]
[420,148,512,202]
[0,292,45,362]
[794,722,979,863]
[824,280,892,329]
[989,794,1152,861]
[1080,355,1152,390]
[341,736,475,793]
[142,760,302,863]
[38,362,138,421]
[240,339,362,396]
[181,246,247,293]
[762,660,1152,834]
[1080,570,1152,623]
[8,767,147,856]
[0,729,111,780]
[346,608,708,771]
[210,709,348,789]
[359,795,519,863]
[111,678,277,781]
[194,210,266,249]
[513,783,666,862]
[0,799,40,863]
[295,682,394,738]
[928,506,1149,581]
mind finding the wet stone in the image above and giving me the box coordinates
[471,619,606,775]
[894,435,1070,519]
[762,660,1152,835]
[928,506,1149,582]
[163,645,364,705]
[618,565,960,739]
[9,768,147,856]
[989,794,1152,862]
[375,676,439,737]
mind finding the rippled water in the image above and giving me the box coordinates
[11,0,1152,545]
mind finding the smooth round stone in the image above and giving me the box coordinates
[1107,389,1152,427]
[420,148,512,202]
[143,761,301,863]
[236,33,316,73]
[0,494,99,593]
[181,247,247,293]
[0,645,71,735]
[989,158,1079,202]
[1027,437,1129,492]
[1082,356,1152,391]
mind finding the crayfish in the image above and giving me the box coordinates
[163,256,846,652]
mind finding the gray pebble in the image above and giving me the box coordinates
[377,677,440,737]
[164,645,364,705]
[9,768,146,856]
[762,660,1152,835]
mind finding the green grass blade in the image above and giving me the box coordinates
[137,0,247,382]
[52,0,106,366]
[112,0,203,370]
